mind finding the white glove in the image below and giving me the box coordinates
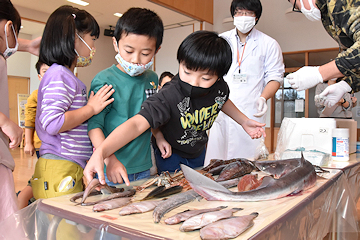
[320,81,352,107]
[286,66,323,91]
[253,97,267,117]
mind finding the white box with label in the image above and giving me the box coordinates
[277,118,336,154]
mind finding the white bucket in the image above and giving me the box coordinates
[332,128,349,161]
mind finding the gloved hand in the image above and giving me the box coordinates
[253,97,267,117]
[286,66,323,91]
[319,81,352,107]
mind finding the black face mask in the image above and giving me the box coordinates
[178,78,218,98]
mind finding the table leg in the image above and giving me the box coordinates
[47,215,63,240]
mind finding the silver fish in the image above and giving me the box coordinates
[119,199,166,216]
[164,206,228,225]
[181,154,317,202]
[92,197,132,212]
[179,208,243,232]
[152,178,242,223]
[200,212,258,240]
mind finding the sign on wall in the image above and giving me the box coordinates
[17,94,29,128]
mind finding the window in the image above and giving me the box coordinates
[275,73,305,127]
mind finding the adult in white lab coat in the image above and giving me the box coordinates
[204,0,284,165]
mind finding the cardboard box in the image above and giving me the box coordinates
[335,119,357,154]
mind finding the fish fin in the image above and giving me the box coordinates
[258,176,275,188]
[219,206,228,209]
[181,164,229,193]
[141,185,166,200]
[300,151,305,165]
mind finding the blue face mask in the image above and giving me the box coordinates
[115,50,153,77]
[3,24,18,59]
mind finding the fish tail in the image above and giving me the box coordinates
[231,208,244,212]
[250,212,259,217]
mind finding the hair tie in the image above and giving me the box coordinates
[72,14,76,19]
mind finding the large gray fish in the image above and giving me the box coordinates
[200,212,258,240]
[119,199,166,216]
[164,206,227,225]
[152,177,242,223]
[181,154,317,202]
[93,197,132,212]
[179,208,243,232]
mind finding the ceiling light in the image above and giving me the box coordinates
[67,0,89,6]
[114,13,123,18]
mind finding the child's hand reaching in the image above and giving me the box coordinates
[84,148,107,185]
[1,116,23,149]
[156,137,172,159]
[242,119,266,139]
[87,84,115,115]
[105,155,130,186]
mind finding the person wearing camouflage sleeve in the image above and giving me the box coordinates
[286,0,359,108]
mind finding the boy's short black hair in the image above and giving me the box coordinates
[230,0,262,23]
[159,71,174,86]
[35,60,46,74]
[39,5,99,68]
[177,31,232,78]
[113,8,164,50]
[0,0,21,33]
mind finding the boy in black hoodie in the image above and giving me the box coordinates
[84,31,266,184]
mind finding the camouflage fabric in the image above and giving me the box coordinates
[316,0,360,92]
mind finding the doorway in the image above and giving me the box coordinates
[8,76,29,125]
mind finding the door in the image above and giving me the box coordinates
[8,76,29,126]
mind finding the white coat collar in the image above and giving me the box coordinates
[229,27,259,65]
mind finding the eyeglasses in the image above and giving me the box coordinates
[291,0,301,13]
[234,9,255,17]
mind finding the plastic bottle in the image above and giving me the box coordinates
[332,128,349,161]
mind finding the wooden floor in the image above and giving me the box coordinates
[11,147,38,193]
[9,147,360,238]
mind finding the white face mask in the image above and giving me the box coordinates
[299,0,321,21]
[115,49,153,77]
[233,16,256,34]
[3,24,18,59]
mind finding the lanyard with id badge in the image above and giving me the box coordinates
[233,42,247,84]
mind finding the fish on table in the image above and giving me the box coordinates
[119,199,167,216]
[153,190,202,223]
[152,177,242,223]
[179,208,243,232]
[164,206,227,225]
[200,212,259,240]
[142,185,183,200]
[92,197,133,212]
[78,178,124,204]
[215,160,255,182]
[81,189,136,206]
[181,153,317,202]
